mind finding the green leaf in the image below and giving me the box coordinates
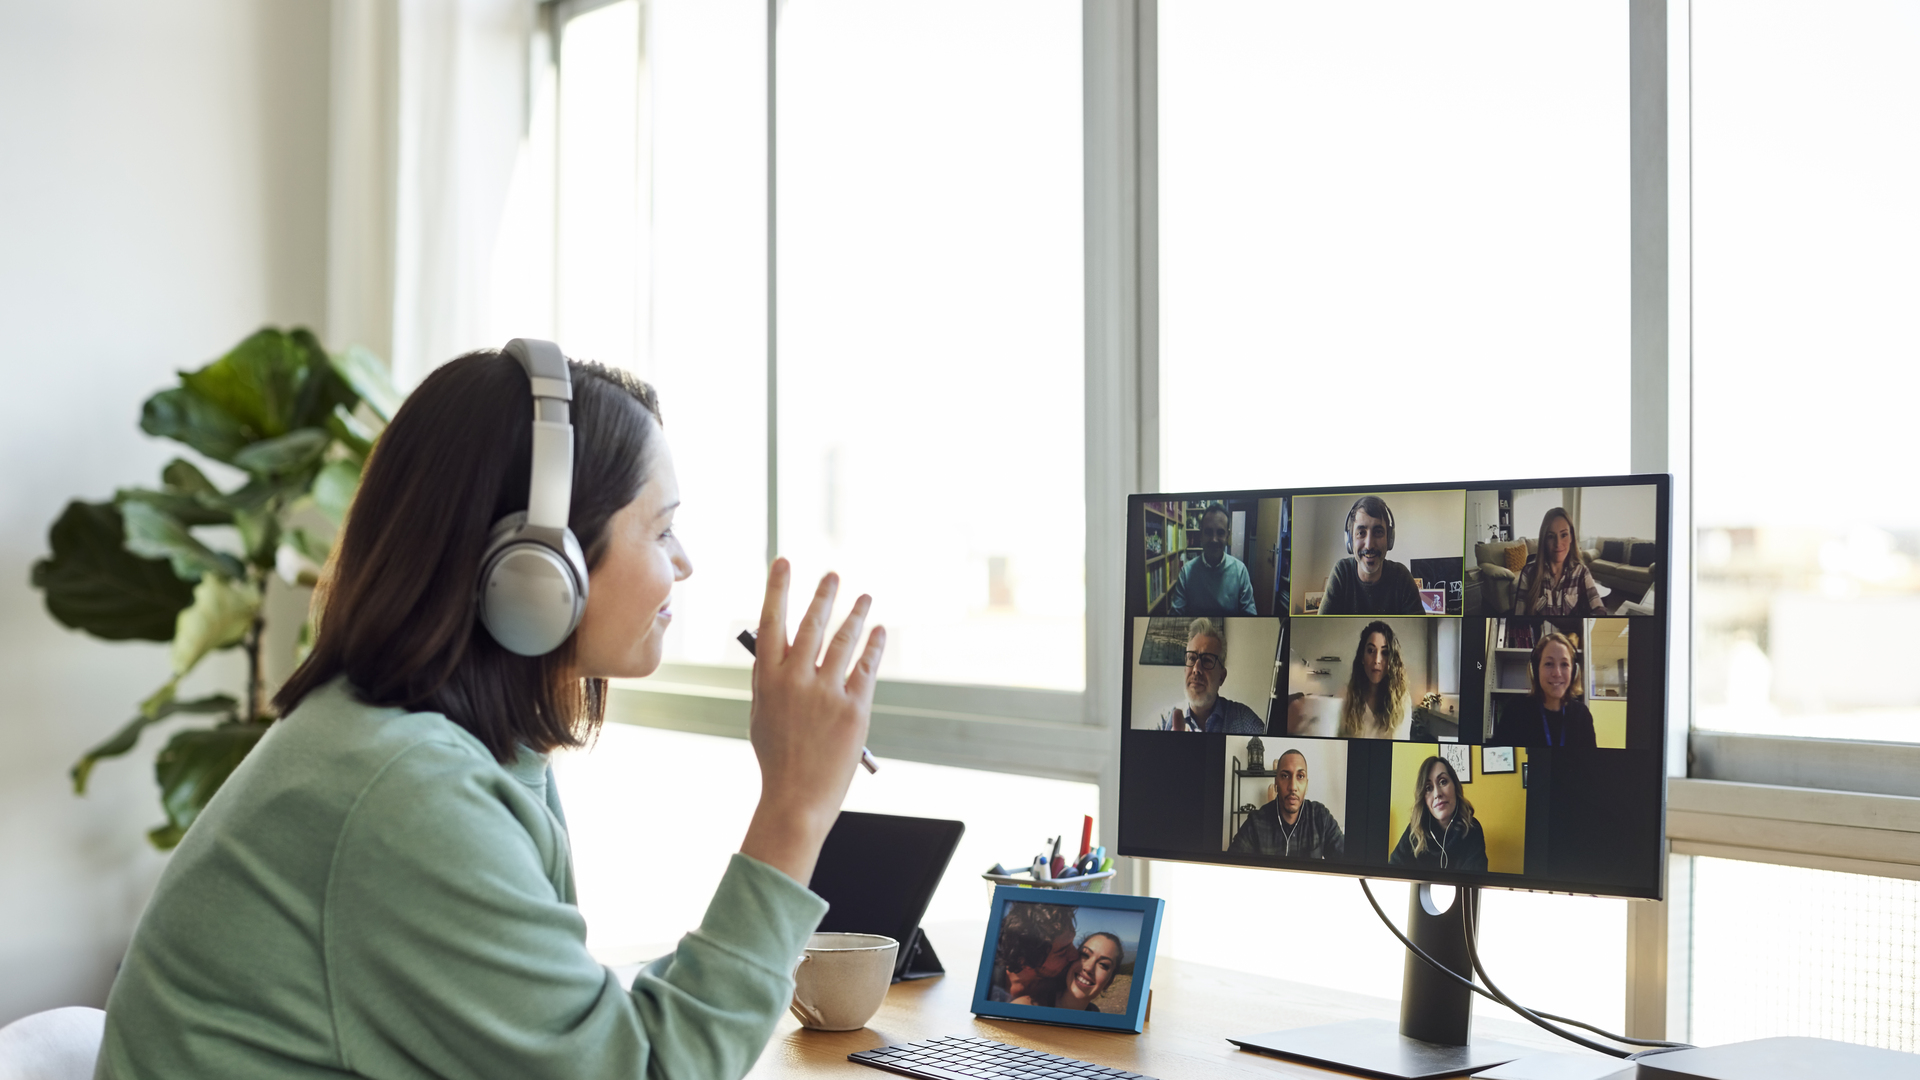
[180,329,309,438]
[170,575,260,679]
[161,458,221,499]
[148,721,269,850]
[284,527,331,566]
[312,459,362,526]
[72,694,238,793]
[116,487,233,528]
[210,473,299,516]
[30,501,196,641]
[234,508,281,568]
[140,387,251,463]
[120,500,244,581]
[288,328,360,431]
[330,345,404,422]
[327,403,375,461]
[231,428,329,477]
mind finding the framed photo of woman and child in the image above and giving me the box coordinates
[971,886,1166,1033]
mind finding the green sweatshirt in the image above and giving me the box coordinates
[96,678,829,1080]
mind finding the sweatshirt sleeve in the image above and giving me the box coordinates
[324,740,826,1080]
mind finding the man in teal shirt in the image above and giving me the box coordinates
[1171,504,1258,616]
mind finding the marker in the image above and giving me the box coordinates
[1078,814,1093,859]
[737,630,879,774]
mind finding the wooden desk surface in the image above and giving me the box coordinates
[751,922,1585,1079]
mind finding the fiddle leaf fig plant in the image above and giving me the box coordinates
[31,327,400,849]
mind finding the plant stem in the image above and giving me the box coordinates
[245,571,265,723]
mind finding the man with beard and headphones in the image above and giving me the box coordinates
[1318,495,1424,616]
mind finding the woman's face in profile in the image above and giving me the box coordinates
[1539,642,1574,703]
[573,435,693,679]
[1362,632,1390,685]
[1424,763,1456,825]
[1063,935,1121,1006]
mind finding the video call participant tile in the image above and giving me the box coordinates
[1291,490,1465,617]
[1138,497,1287,618]
[1285,617,1462,741]
[1486,617,1634,749]
[1465,483,1661,617]
[1220,736,1349,862]
[1385,743,1529,876]
[1127,616,1283,734]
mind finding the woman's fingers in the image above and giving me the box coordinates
[789,572,838,666]
[844,625,886,702]
[820,594,871,680]
[758,558,792,662]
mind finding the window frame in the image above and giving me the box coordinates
[550,0,1919,1048]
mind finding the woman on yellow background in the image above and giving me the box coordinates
[1494,632,1598,748]
[1337,620,1410,739]
[1388,756,1488,872]
[1512,507,1607,616]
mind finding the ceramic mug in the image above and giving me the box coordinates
[790,932,898,1031]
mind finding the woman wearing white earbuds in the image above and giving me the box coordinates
[96,346,884,1080]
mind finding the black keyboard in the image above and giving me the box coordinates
[849,1035,1159,1080]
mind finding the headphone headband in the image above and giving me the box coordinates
[503,338,574,532]
[1344,495,1396,554]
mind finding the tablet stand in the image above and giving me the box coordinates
[893,927,945,982]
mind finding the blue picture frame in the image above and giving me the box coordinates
[971,885,1166,1033]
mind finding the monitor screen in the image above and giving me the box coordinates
[1117,475,1670,900]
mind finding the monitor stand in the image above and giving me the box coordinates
[1228,885,1538,1080]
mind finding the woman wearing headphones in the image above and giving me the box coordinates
[95,344,884,1080]
[1492,631,1597,748]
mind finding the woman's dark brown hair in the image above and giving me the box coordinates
[273,350,661,761]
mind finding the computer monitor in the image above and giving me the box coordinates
[1117,474,1671,1076]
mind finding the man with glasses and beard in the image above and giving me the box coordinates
[1157,619,1265,734]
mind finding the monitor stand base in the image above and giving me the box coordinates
[1230,1018,1535,1080]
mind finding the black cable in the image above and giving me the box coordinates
[1455,887,1632,1058]
[1356,879,1616,1050]
[1358,879,1691,1055]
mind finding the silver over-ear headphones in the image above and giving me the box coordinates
[477,339,590,656]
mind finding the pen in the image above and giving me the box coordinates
[737,629,880,774]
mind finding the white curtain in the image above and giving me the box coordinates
[328,0,535,388]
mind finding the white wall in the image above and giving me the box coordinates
[1128,617,1280,729]
[0,0,330,1023]
[1510,487,1569,544]
[1578,483,1658,541]
[1291,489,1465,613]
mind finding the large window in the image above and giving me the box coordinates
[1692,0,1920,745]
[1679,0,1920,1049]
[776,0,1085,690]
[1159,1,1631,492]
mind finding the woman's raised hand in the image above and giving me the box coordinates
[738,559,885,884]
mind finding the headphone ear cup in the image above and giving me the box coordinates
[477,515,589,657]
